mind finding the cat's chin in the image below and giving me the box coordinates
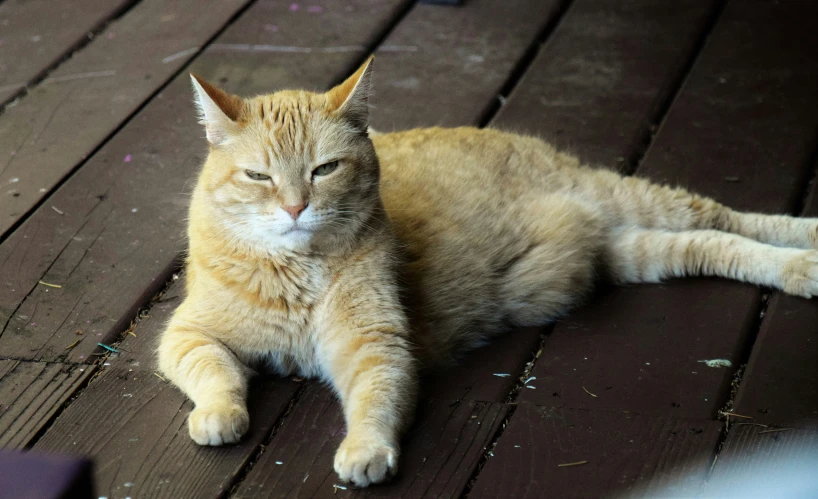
[269,228,314,251]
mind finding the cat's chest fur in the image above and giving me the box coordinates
[196,250,331,377]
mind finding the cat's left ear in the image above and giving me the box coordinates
[190,74,244,145]
[326,56,374,132]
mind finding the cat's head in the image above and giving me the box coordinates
[188,57,380,255]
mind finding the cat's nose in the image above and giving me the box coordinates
[282,203,308,220]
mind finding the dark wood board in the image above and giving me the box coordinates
[0,0,411,364]
[731,180,818,428]
[705,425,818,496]
[469,404,721,499]
[492,0,721,168]
[0,359,94,449]
[422,326,542,403]
[0,0,133,104]
[35,367,299,499]
[517,281,759,418]
[235,384,508,499]
[0,0,251,238]
[369,0,562,131]
[636,0,818,214]
[518,0,818,419]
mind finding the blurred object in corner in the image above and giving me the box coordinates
[0,451,93,499]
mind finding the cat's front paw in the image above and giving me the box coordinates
[334,434,398,487]
[188,402,249,446]
[781,250,818,298]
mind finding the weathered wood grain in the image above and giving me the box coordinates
[0,0,133,103]
[493,0,721,168]
[369,0,562,130]
[518,0,818,419]
[35,368,299,499]
[0,0,412,364]
[0,359,94,449]
[706,425,818,496]
[235,384,507,498]
[0,0,251,238]
[470,405,721,499]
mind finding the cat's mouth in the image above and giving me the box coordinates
[282,225,312,235]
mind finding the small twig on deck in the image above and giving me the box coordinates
[127,331,137,337]
[154,372,167,382]
[38,280,62,288]
[758,428,794,435]
[735,423,768,428]
[64,339,81,350]
[51,206,65,215]
[719,411,753,419]
[558,460,588,467]
[582,386,598,398]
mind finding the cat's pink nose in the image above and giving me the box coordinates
[283,203,307,220]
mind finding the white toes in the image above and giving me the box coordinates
[334,434,398,488]
[188,402,249,446]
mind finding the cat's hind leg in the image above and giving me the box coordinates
[499,195,606,326]
[606,227,818,298]
[598,173,818,249]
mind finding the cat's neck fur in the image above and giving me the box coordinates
[187,195,389,306]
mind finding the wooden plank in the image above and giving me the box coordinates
[0,0,133,103]
[369,0,562,130]
[518,0,818,418]
[35,367,299,499]
[0,0,412,363]
[493,0,721,167]
[235,384,507,498]
[517,281,759,418]
[422,326,541,402]
[706,426,818,496]
[731,183,818,428]
[0,0,251,239]
[0,359,94,449]
[469,404,721,499]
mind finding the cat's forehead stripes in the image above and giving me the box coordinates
[250,93,322,160]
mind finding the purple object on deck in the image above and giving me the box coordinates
[0,451,94,499]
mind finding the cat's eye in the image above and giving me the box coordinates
[245,170,271,181]
[312,161,339,179]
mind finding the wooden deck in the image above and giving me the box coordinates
[1,0,816,497]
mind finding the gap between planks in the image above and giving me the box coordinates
[703,156,818,486]
[0,0,142,114]
[475,0,574,128]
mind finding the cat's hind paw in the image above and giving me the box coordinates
[781,250,818,298]
[334,434,398,487]
[188,402,249,446]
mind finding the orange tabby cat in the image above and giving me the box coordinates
[158,57,818,487]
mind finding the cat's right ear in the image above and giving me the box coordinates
[190,74,244,145]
